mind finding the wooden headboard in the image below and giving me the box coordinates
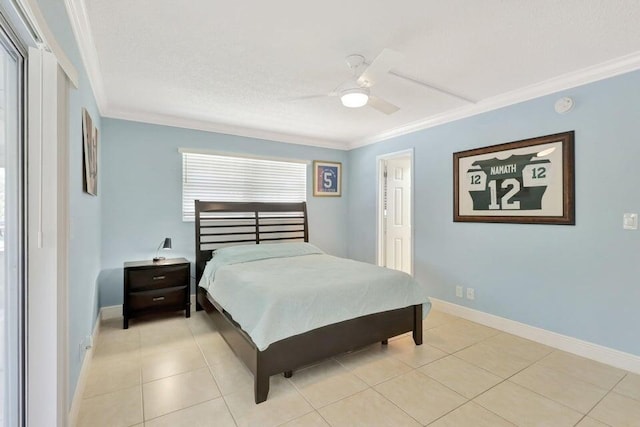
[194,200,309,283]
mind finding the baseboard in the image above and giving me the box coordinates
[100,305,121,321]
[430,298,640,374]
[68,314,101,427]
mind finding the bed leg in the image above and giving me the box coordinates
[254,373,269,404]
[195,300,203,312]
[413,304,423,345]
[284,370,292,378]
[381,339,388,345]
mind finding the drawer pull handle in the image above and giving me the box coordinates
[152,296,165,302]
[152,275,166,280]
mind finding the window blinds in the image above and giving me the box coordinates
[181,151,307,221]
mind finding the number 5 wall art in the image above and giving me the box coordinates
[313,160,342,197]
[454,131,574,224]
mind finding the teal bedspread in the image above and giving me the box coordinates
[198,242,430,350]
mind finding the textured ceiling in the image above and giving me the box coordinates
[82,0,640,147]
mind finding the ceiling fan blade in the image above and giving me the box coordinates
[280,92,337,102]
[368,95,400,115]
[357,48,404,87]
[388,70,476,103]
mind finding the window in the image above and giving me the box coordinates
[181,150,307,221]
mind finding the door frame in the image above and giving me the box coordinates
[376,148,414,275]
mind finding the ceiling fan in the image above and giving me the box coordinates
[283,49,402,115]
[283,48,475,115]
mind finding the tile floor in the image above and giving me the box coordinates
[76,309,640,427]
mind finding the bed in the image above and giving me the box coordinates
[194,200,428,403]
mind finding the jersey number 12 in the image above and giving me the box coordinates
[488,178,521,210]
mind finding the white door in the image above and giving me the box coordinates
[383,156,412,274]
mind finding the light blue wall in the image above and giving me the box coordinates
[35,0,102,403]
[100,119,348,307]
[348,70,640,356]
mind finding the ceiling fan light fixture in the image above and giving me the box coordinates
[340,88,369,108]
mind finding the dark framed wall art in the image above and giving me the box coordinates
[453,131,575,224]
[313,160,342,197]
[82,108,98,196]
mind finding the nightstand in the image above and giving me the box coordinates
[123,257,191,329]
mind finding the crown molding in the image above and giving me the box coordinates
[105,53,640,152]
[349,51,640,149]
[104,107,349,150]
[62,0,343,148]
[64,0,107,113]
[64,0,640,152]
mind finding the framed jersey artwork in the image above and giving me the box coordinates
[454,131,575,224]
[313,160,342,197]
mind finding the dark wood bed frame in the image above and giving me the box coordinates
[194,200,423,403]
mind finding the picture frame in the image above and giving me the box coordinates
[453,131,574,224]
[313,160,342,197]
[82,108,98,196]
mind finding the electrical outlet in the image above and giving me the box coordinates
[623,213,638,230]
[455,286,463,298]
[78,335,94,361]
[466,287,475,300]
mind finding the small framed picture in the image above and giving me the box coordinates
[453,131,575,224]
[82,108,98,196]
[313,160,342,197]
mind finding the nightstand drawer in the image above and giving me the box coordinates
[128,265,188,291]
[129,285,187,311]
